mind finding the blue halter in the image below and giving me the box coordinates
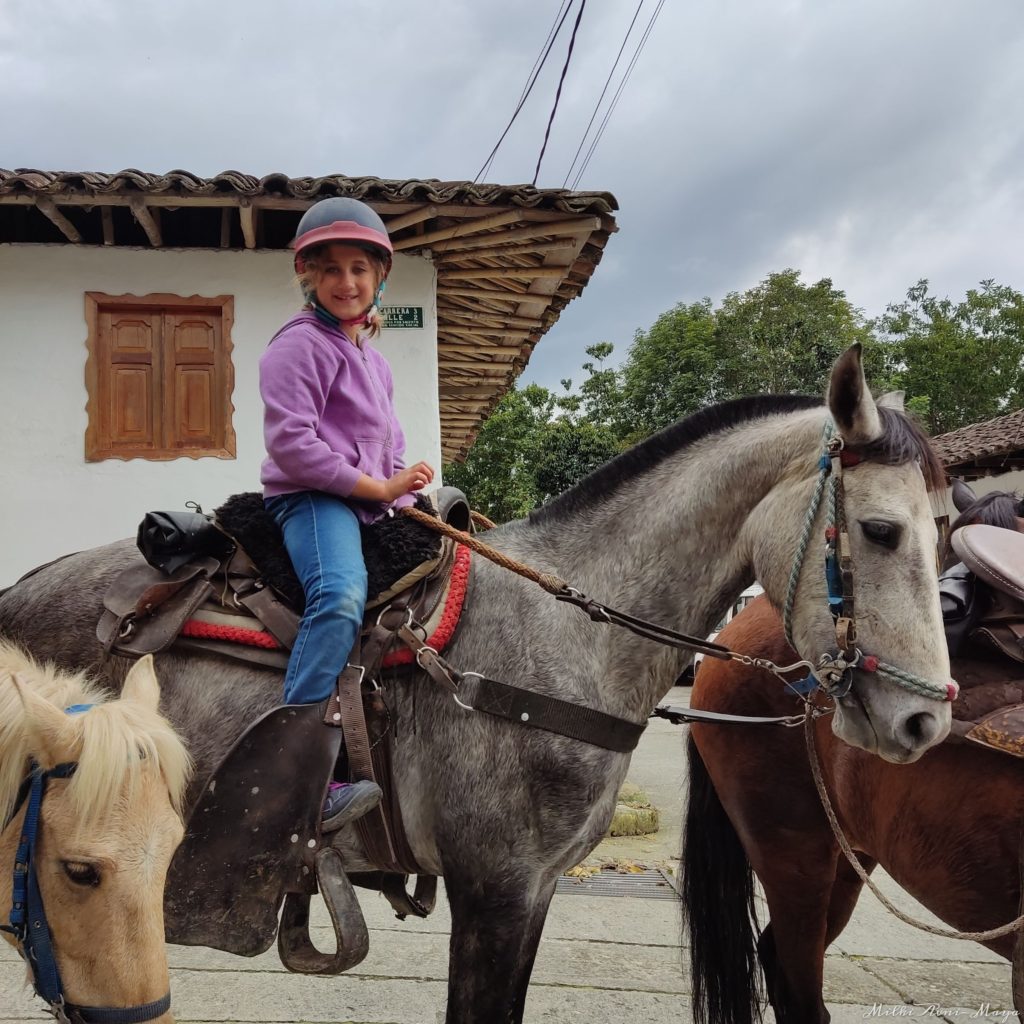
[1,707,171,1024]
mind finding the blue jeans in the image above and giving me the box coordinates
[265,492,368,705]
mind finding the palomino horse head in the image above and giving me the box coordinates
[750,345,953,763]
[0,648,189,1023]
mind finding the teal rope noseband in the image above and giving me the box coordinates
[783,424,958,704]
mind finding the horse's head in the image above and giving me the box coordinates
[751,345,952,763]
[0,653,189,1023]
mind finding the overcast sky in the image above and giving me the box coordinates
[3,0,1022,390]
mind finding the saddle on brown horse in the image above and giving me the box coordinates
[94,488,474,974]
[946,524,1024,758]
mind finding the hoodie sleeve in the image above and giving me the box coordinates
[259,326,363,496]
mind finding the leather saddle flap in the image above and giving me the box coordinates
[164,703,343,956]
[97,558,218,656]
[953,524,1024,603]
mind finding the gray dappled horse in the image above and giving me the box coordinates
[0,347,954,1023]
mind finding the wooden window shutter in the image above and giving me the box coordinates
[86,293,236,461]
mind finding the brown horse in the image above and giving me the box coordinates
[683,594,1024,1024]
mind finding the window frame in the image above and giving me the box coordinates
[84,291,236,462]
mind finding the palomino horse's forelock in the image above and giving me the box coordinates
[0,642,190,830]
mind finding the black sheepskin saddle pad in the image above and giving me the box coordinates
[214,493,442,612]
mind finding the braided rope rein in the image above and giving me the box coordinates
[400,506,567,596]
[804,713,1024,942]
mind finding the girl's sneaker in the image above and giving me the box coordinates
[322,780,382,833]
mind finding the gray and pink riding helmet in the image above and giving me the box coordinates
[292,196,394,309]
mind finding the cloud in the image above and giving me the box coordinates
[3,0,1022,391]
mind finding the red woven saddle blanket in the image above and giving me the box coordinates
[97,491,471,669]
[178,541,470,670]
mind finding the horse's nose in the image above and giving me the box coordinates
[895,707,948,757]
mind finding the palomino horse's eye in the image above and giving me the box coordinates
[62,861,102,887]
[861,520,901,549]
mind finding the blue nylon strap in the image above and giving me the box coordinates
[73,992,172,1024]
[15,764,77,1007]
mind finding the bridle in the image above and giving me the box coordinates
[0,710,171,1024]
[778,427,959,705]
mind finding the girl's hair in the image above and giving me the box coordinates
[296,242,388,338]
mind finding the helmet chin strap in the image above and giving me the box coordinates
[311,282,386,332]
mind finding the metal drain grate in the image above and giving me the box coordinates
[555,867,681,900]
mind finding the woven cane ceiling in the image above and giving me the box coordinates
[0,169,618,461]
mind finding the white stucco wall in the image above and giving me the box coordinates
[0,244,439,583]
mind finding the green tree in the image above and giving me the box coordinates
[714,269,882,398]
[618,298,719,439]
[443,383,555,522]
[532,418,621,505]
[876,280,1024,434]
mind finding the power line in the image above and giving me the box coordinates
[517,0,573,110]
[570,0,666,190]
[532,0,588,187]
[474,0,577,184]
[562,0,645,189]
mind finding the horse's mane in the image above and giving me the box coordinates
[530,394,945,526]
[0,642,191,830]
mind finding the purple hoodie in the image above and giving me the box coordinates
[259,312,415,524]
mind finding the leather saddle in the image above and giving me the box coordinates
[94,487,474,973]
[944,525,1024,759]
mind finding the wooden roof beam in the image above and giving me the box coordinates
[384,204,438,232]
[434,238,578,262]
[34,198,81,243]
[438,308,544,329]
[128,197,162,247]
[440,325,534,340]
[440,266,569,282]
[440,286,532,302]
[436,217,601,252]
[101,206,114,246]
[239,201,257,250]
[392,210,524,251]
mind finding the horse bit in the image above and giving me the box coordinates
[0,704,172,1024]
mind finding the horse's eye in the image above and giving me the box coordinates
[861,520,900,549]
[62,861,101,887]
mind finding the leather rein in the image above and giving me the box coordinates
[0,707,171,1024]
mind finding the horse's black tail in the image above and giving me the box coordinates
[682,732,764,1024]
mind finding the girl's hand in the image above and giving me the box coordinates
[385,461,435,500]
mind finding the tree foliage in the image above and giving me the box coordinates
[445,272,1024,522]
[875,279,1024,435]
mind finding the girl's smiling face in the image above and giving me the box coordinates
[314,243,379,324]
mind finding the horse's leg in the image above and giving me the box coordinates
[824,851,875,946]
[753,850,839,1024]
[444,867,557,1024]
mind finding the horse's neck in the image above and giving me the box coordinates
[508,412,822,716]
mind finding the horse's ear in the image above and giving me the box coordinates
[828,344,883,445]
[10,672,79,768]
[123,654,161,712]
[877,390,905,411]
[951,478,976,513]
